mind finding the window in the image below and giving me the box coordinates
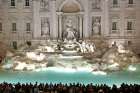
[12,23,16,31]
[12,41,17,49]
[113,0,118,5]
[11,0,15,6]
[127,21,133,30]
[112,22,117,30]
[128,0,133,4]
[26,41,31,46]
[128,41,132,45]
[25,0,30,6]
[26,23,31,31]
[0,23,2,32]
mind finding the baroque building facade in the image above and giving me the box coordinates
[0,0,140,53]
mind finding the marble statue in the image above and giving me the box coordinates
[92,18,101,35]
[78,41,95,53]
[117,43,129,53]
[89,44,95,52]
[41,22,50,37]
[64,19,76,41]
[81,41,87,53]
[66,28,75,40]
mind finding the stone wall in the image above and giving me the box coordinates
[0,0,140,54]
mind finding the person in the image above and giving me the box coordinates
[98,89,104,93]
[34,85,39,93]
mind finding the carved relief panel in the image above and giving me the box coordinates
[40,0,49,11]
[92,0,102,10]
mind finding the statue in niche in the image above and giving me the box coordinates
[41,22,50,37]
[63,19,78,41]
[40,0,49,9]
[92,17,101,35]
[92,0,101,9]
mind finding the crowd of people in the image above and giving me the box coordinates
[0,82,139,93]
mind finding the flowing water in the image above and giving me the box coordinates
[0,62,140,87]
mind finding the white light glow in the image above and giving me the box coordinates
[60,55,83,59]
[2,64,13,69]
[35,68,41,72]
[44,46,55,52]
[26,52,46,61]
[14,62,27,70]
[108,63,119,68]
[92,71,107,75]
[62,50,77,53]
[128,65,136,71]
[47,67,77,73]
[77,67,92,72]
[26,64,35,70]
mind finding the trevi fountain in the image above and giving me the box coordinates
[0,18,140,86]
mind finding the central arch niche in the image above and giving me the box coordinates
[61,0,80,13]
[58,0,84,40]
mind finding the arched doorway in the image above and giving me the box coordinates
[57,0,84,40]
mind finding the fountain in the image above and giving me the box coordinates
[60,40,82,59]
[26,52,46,61]
[0,33,139,74]
[0,17,140,86]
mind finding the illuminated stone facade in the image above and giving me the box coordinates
[0,0,140,53]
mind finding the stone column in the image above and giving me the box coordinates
[58,14,62,39]
[33,0,41,39]
[0,0,2,5]
[83,1,89,39]
[51,0,57,40]
[104,0,109,36]
[121,1,126,37]
[79,15,83,39]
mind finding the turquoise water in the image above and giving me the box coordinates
[0,64,140,86]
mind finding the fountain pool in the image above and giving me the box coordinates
[0,61,140,87]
